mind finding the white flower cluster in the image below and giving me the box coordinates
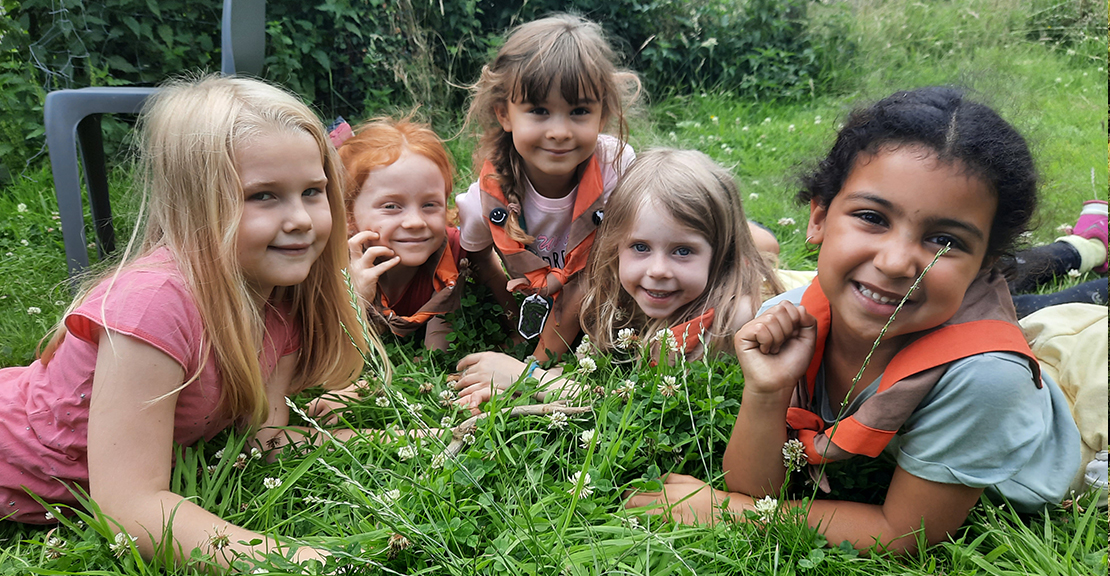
[782,439,808,472]
[397,445,418,461]
[439,389,457,406]
[579,429,595,449]
[577,356,597,375]
[431,453,447,469]
[262,477,282,489]
[376,395,390,407]
[45,535,66,559]
[250,447,262,460]
[575,335,592,357]
[753,495,778,523]
[110,532,137,558]
[440,416,453,428]
[614,328,637,351]
[462,432,476,445]
[777,217,796,227]
[654,329,678,352]
[380,488,401,504]
[547,411,569,430]
[568,471,594,498]
[612,380,636,400]
[657,375,681,397]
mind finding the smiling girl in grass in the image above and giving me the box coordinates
[0,76,389,568]
[628,87,1092,554]
[455,148,781,410]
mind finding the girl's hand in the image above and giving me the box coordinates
[624,473,739,526]
[348,230,400,304]
[303,384,363,426]
[733,302,817,398]
[453,352,530,414]
[506,272,563,297]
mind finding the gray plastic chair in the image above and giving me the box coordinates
[45,0,266,276]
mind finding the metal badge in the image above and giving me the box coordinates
[518,293,552,340]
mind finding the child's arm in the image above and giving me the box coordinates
[721,302,817,496]
[424,316,451,352]
[87,330,323,568]
[626,468,982,554]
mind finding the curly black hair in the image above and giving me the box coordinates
[799,86,1037,260]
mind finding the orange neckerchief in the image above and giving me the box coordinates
[478,157,605,296]
[377,237,465,336]
[649,308,716,366]
[786,273,1039,464]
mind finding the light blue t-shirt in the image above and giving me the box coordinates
[760,287,1081,512]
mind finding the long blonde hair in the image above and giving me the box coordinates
[580,148,782,358]
[465,13,640,244]
[42,75,373,428]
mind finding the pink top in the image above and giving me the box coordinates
[0,249,300,523]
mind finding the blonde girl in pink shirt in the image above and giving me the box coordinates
[0,76,384,567]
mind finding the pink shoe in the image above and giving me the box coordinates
[1073,200,1108,273]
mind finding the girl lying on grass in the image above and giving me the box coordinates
[628,87,1102,554]
[453,148,781,411]
[0,75,391,568]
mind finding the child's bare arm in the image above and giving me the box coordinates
[722,302,816,496]
[87,331,322,568]
[424,316,451,351]
[626,467,982,555]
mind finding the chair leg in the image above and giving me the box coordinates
[76,114,116,257]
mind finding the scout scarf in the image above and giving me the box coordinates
[649,308,716,365]
[478,157,606,296]
[374,238,468,337]
[787,271,1039,465]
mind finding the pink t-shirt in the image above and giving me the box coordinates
[0,249,300,523]
[456,134,634,268]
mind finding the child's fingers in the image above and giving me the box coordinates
[506,278,533,293]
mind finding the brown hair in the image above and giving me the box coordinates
[580,149,782,359]
[465,13,640,243]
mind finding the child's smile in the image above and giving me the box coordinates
[807,146,996,347]
[618,202,712,320]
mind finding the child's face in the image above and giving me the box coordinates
[495,83,604,196]
[349,152,448,269]
[807,146,996,346]
[235,129,332,298]
[618,202,713,320]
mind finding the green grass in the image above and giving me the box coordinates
[0,0,1106,573]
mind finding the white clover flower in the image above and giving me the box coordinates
[654,328,679,352]
[782,438,807,472]
[440,416,453,428]
[749,193,759,200]
[26,306,40,315]
[438,389,457,406]
[16,203,27,213]
[382,488,401,503]
[1056,223,1072,233]
[658,375,681,397]
[613,379,636,400]
[787,124,796,132]
[398,445,418,461]
[20,239,28,246]
[431,453,447,469]
[1067,269,1082,278]
[568,471,594,498]
[262,477,282,489]
[1054,77,1062,83]
[710,115,719,124]
[214,448,225,460]
[814,115,822,124]
[741,125,750,131]
[207,464,218,474]
[625,516,642,530]
[110,531,137,558]
[233,453,248,469]
[762,117,771,124]
[417,381,434,394]
[462,432,475,445]
[45,535,65,559]
[615,328,637,350]
[376,396,390,407]
[777,217,796,227]
[578,356,597,375]
[547,411,569,430]
[410,403,425,413]
[579,429,595,449]
[575,335,592,357]
[250,447,262,460]
[755,142,763,148]
[753,495,778,523]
